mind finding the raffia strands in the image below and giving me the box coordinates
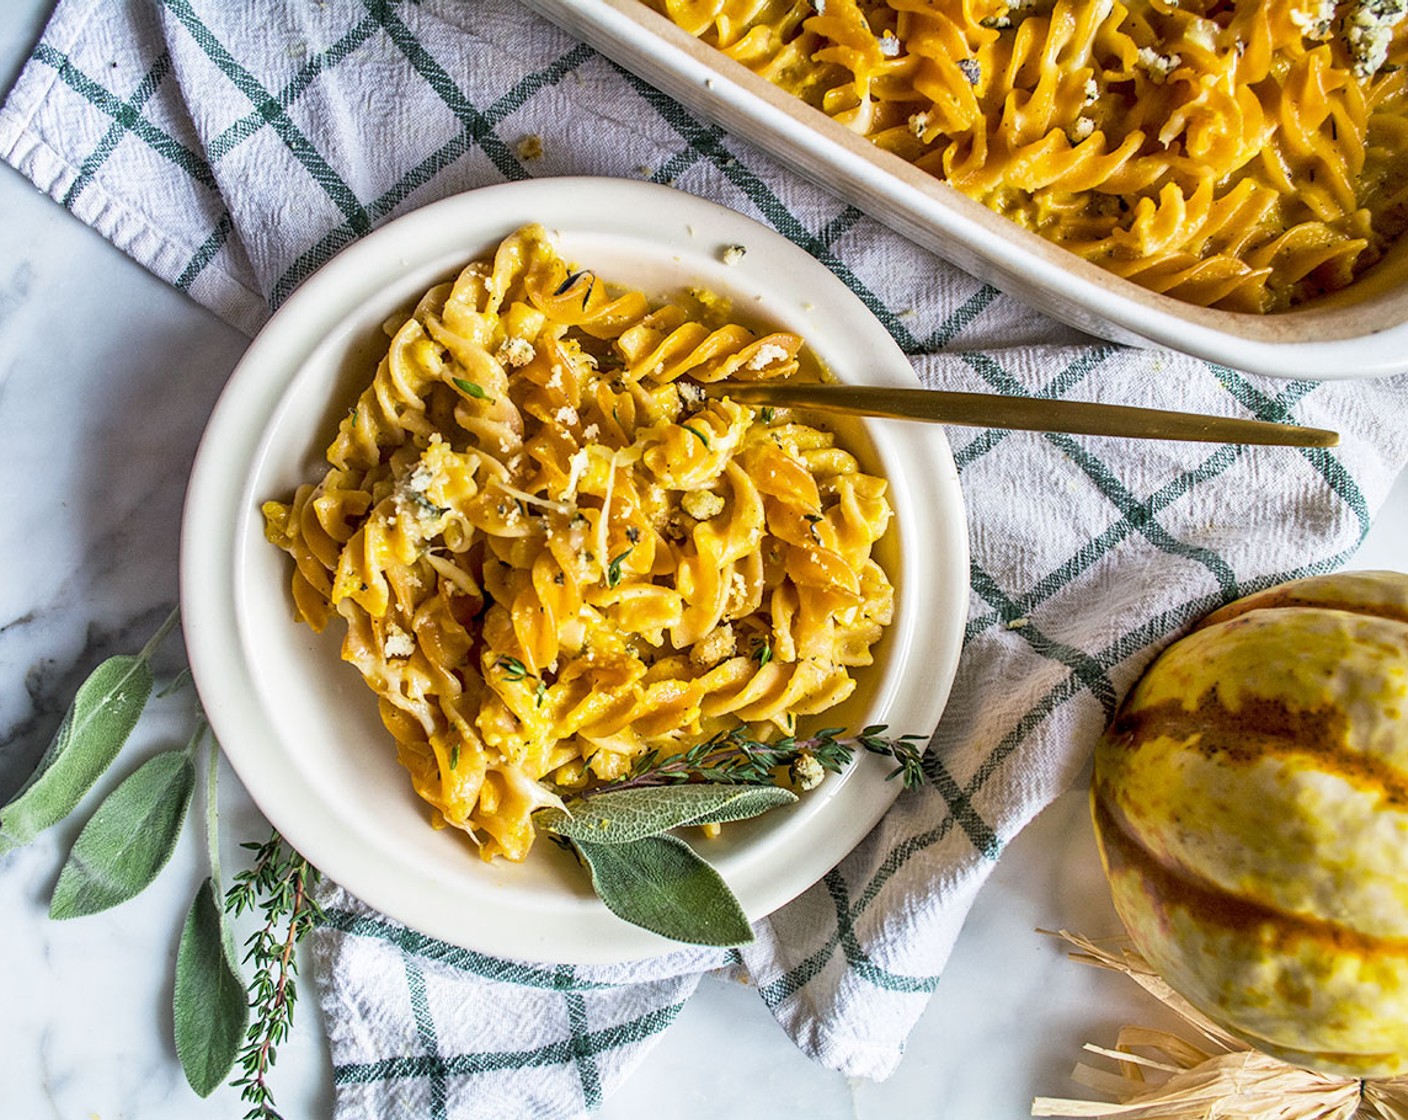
[1031,931,1408,1120]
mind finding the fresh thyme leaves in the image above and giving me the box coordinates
[226,831,324,1120]
[449,743,461,770]
[451,376,492,402]
[409,491,448,518]
[681,421,711,448]
[606,546,634,588]
[553,270,586,296]
[581,723,928,796]
[496,654,551,706]
[750,637,773,667]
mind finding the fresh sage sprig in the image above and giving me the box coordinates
[536,725,933,946]
[6,608,319,1110]
[538,783,796,946]
[225,829,324,1120]
[175,732,249,1097]
[0,608,179,854]
[48,721,200,919]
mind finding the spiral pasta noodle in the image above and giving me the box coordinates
[644,0,1408,312]
[262,226,895,862]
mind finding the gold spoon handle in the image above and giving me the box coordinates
[706,383,1339,448]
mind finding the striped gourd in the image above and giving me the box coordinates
[1092,571,1408,1078]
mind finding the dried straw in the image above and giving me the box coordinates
[1031,930,1408,1120]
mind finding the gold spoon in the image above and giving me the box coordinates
[702,382,1339,448]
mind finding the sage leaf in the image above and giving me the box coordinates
[174,877,248,1097]
[0,654,154,855]
[49,750,196,919]
[573,834,754,946]
[539,783,796,846]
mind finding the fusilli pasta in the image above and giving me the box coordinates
[262,226,895,862]
[643,0,1408,312]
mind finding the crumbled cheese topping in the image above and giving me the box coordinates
[1345,0,1408,78]
[688,624,736,668]
[908,111,931,139]
[791,753,826,791]
[681,489,725,520]
[957,57,981,84]
[745,342,790,370]
[677,379,707,408]
[1290,0,1337,38]
[554,404,579,427]
[498,337,536,368]
[1070,115,1095,141]
[582,423,600,441]
[383,622,416,659]
[878,31,901,57]
[721,244,747,266]
[1084,76,1099,104]
[1136,46,1182,80]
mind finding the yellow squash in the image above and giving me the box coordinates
[1092,571,1408,1078]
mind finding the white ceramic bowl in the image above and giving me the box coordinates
[180,177,969,964]
[524,0,1408,381]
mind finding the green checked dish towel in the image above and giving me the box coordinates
[7,1,1408,1117]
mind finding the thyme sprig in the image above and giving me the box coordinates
[225,831,324,1120]
[583,723,930,797]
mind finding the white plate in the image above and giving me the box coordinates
[180,177,969,964]
[524,0,1408,381]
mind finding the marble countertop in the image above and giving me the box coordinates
[3,4,1407,1117]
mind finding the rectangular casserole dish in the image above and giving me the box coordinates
[523,0,1408,381]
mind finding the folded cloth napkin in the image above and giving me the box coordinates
[7,1,1408,1116]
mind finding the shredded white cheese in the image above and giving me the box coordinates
[494,479,574,516]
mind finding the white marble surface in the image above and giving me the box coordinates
[3,3,1408,1117]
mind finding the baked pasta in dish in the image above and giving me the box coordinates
[262,226,895,862]
[643,0,1408,313]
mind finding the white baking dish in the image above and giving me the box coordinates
[523,0,1408,381]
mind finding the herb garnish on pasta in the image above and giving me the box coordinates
[262,226,895,866]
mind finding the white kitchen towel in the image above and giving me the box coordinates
[6,2,1408,1118]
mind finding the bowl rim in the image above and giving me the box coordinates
[179,176,970,964]
[525,0,1408,381]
